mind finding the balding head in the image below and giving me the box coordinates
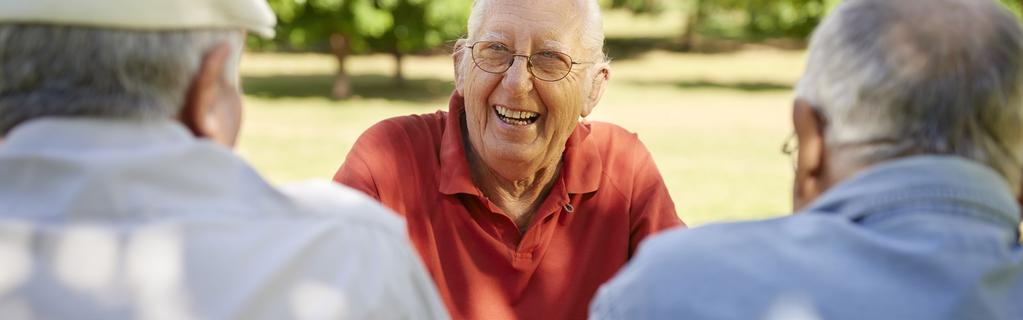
[795,0,1023,192]
[465,0,606,62]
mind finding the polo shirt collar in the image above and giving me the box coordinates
[437,92,602,196]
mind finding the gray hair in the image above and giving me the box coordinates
[463,0,608,65]
[0,25,244,135]
[795,0,1023,188]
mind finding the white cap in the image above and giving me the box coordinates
[0,0,277,38]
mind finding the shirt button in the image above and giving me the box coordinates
[564,203,575,213]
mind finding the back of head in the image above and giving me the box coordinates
[0,27,242,135]
[796,0,1023,190]
[0,0,276,136]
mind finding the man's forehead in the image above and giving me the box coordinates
[481,0,586,21]
[484,0,586,9]
[475,0,587,34]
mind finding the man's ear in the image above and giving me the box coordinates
[581,64,610,118]
[453,39,468,95]
[180,42,235,145]
[792,98,828,211]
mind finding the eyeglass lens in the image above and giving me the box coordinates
[471,41,574,81]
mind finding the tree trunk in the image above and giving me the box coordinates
[329,33,351,100]
[680,0,705,52]
[393,50,406,88]
[746,0,758,37]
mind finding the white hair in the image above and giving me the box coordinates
[795,0,1023,188]
[0,24,243,135]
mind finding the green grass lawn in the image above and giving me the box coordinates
[236,46,806,227]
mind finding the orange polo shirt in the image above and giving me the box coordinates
[334,93,684,320]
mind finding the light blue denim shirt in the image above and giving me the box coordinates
[590,156,1023,320]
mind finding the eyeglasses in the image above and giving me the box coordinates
[781,132,798,170]
[467,41,591,82]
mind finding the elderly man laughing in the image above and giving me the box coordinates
[334,0,684,318]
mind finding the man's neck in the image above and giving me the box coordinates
[467,148,561,234]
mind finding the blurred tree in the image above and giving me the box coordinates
[261,0,1022,100]
[266,0,469,99]
[727,0,828,39]
[1009,0,1023,16]
[606,0,1022,54]
[674,0,838,48]
[604,0,816,51]
[606,0,663,14]
[680,0,706,51]
[367,0,470,87]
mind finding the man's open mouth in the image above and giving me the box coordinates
[494,105,540,126]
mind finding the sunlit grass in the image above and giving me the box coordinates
[602,6,684,39]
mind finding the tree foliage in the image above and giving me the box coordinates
[260,0,1023,98]
[604,0,663,15]
[262,0,471,99]
[266,0,468,53]
[606,0,1023,51]
[677,0,835,41]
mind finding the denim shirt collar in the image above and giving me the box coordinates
[802,155,1021,228]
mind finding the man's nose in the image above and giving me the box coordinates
[501,54,534,94]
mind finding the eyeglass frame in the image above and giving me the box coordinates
[466,40,594,82]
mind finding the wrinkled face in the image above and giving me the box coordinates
[460,0,597,181]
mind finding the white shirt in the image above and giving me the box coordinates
[0,118,449,320]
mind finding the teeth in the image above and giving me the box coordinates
[495,105,539,120]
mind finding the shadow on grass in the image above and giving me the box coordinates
[605,36,677,60]
[629,79,793,92]
[605,36,807,60]
[605,36,758,60]
[242,73,454,102]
